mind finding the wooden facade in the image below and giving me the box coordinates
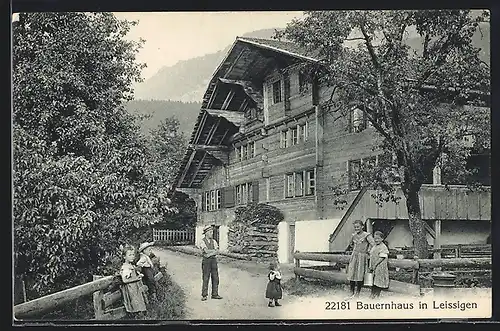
[172,37,491,262]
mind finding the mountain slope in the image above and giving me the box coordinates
[133,28,282,102]
[125,99,201,136]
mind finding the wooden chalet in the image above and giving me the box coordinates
[172,37,491,263]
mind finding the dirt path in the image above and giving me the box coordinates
[151,248,492,320]
[153,248,298,319]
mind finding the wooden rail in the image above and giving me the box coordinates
[293,251,491,294]
[294,252,491,270]
[14,275,121,320]
[153,228,195,243]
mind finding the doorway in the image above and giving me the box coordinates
[211,225,220,244]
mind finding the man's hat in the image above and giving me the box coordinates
[138,241,155,252]
[203,225,213,234]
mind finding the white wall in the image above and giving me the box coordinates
[195,226,204,248]
[385,220,489,248]
[295,219,341,266]
[385,221,433,248]
[441,221,490,245]
[219,225,229,252]
[277,221,290,264]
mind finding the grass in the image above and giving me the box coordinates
[282,277,345,297]
[142,266,186,320]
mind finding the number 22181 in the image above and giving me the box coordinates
[325,301,350,310]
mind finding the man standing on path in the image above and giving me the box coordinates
[199,225,223,301]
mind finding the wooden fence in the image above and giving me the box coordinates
[390,243,491,259]
[14,275,122,320]
[152,228,195,244]
[293,251,492,296]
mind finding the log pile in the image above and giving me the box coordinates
[228,222,278,262]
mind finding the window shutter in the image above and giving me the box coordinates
[219,188,224,207]
[267,82,273,105]
[284,73,291,112]
[223,186,235,208]
[252,180,260,203]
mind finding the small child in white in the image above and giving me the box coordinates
[266,262,283,307]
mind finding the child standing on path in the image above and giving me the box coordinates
[266,262,283,307]
[119,244,148,319]
[368,231,390,299]
[345,219,375,300]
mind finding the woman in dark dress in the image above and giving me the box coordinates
[265,262,283,307]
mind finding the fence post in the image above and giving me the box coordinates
[412,257,420,285]
[92,275,105,320]
[295,250,301,280]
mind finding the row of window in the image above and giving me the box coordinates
[203,189,222,212]
[285,169,316,198]
[234,141,256,162]
[235,182,254,205]
[280,122,309,148]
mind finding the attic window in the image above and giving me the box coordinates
[299,72,309,93]
[272,80,282,104]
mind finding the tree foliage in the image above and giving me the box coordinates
[277,10,490,257]
[12,12,175,296]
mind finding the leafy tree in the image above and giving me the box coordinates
[13,12,173,296]
[146,117,197,230]
[277,10,490,258]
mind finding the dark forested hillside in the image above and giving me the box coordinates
[125,99,201,136]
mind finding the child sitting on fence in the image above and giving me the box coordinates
[119,244,148,319]
[368,231,390,299]
[266,262,283,307]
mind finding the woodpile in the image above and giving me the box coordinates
[228,222,279,262]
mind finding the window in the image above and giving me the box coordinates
[205,192,210,211]
[305,169,315,196]
[242,183,249,204]
[242,145,248,160]
[350,107,367,133]
[300,122,308,142]
[281,121,308,148]
[286,173,295,198]
[204,189,222,211]
[349,159,362,191]
[234,147,240,162]
[236,185,242,205]
[216,189,221,209]
[248,141,255,158]
[210,190,216,211]
[236,182,255,205]
[285,169,315,198]
[299,72,309,93]
[248,182,253,203]
[236,141,256,162]
[295,171,304,196]
[291,127,299,145]
[280,130,289,148]
[272,80,282,104]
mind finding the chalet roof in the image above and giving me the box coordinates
[171,37,318,191]
[236,37,321,63]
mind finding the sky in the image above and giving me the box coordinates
[113,12,304,80]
